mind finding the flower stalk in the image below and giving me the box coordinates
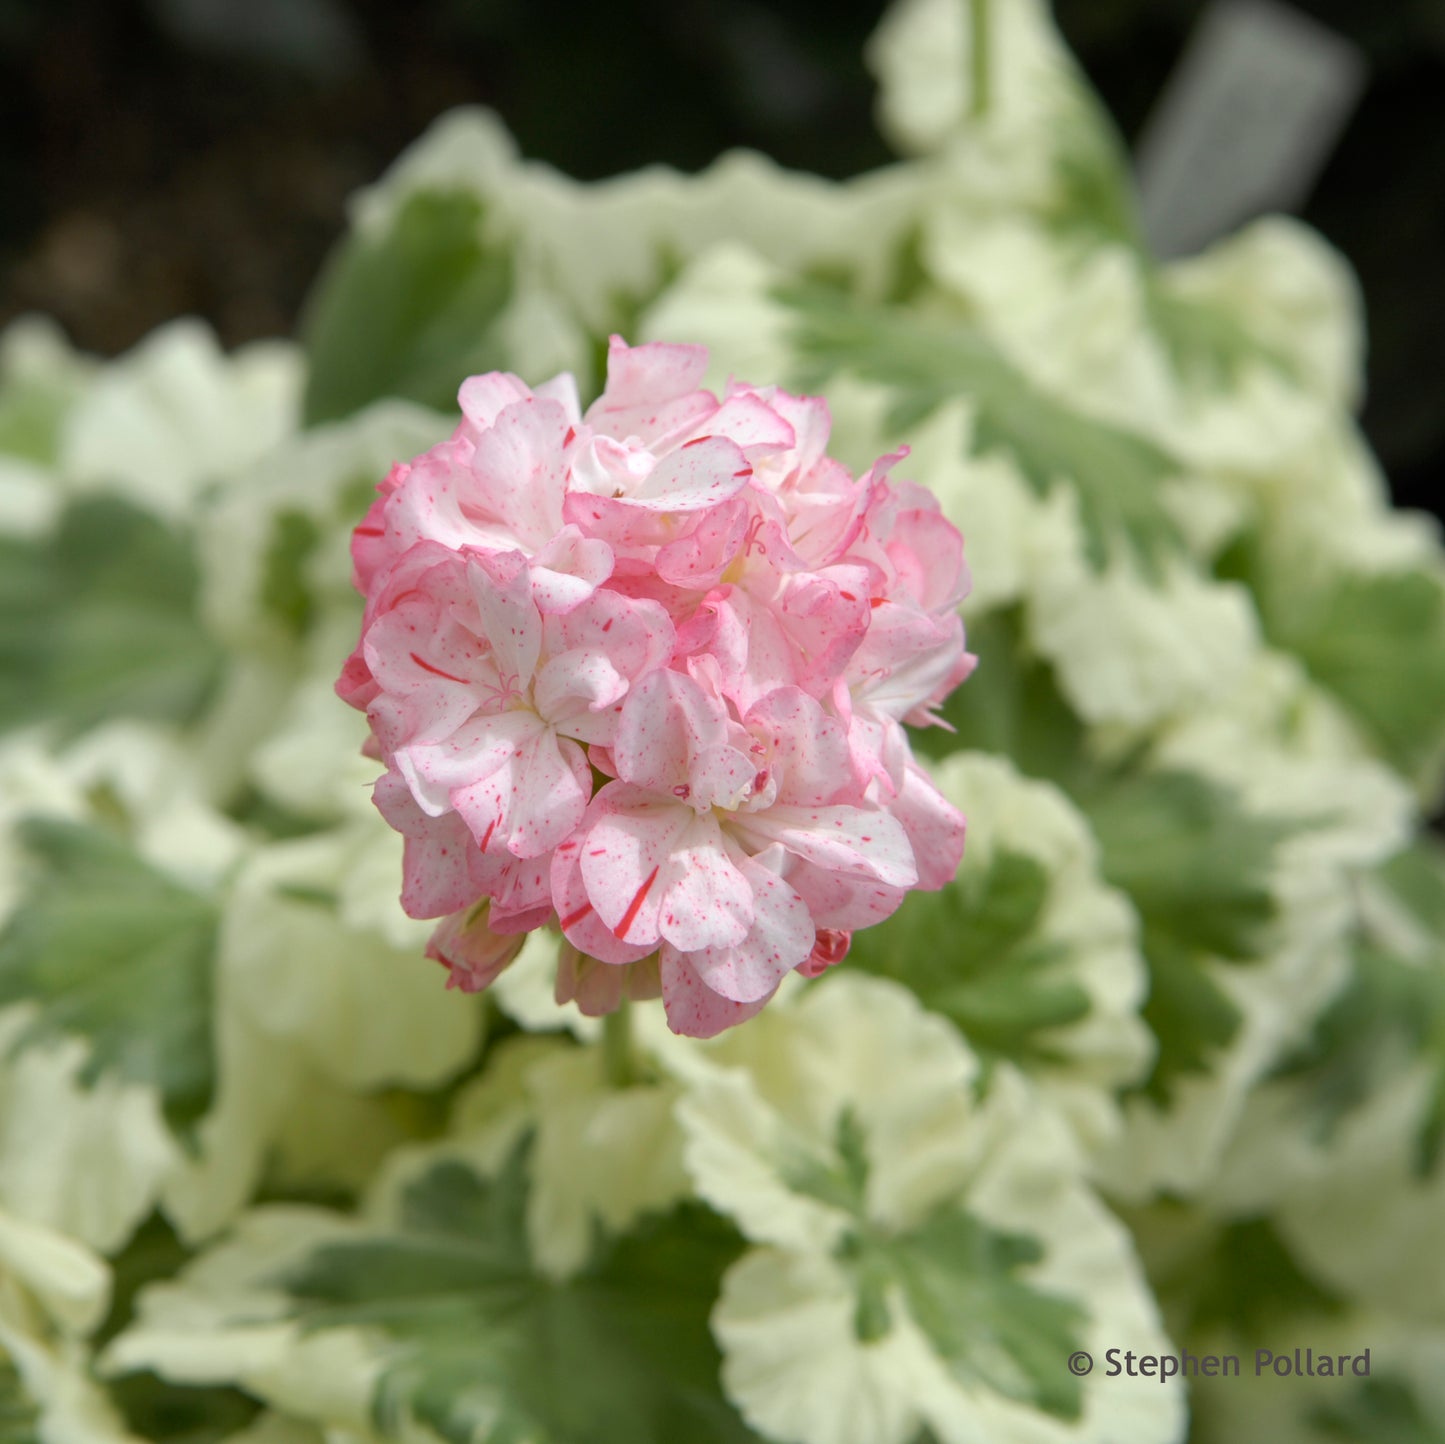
[603,997,636,1089]
[970,0,992,120]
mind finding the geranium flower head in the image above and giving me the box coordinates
[337,337,975,1037]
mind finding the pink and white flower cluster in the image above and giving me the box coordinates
[338,338,975,1037]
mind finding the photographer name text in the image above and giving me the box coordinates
[1066,1347,1372,1381]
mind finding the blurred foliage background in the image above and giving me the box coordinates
[1,0,1442,516]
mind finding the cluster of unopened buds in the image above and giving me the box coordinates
[337,338,975,1036]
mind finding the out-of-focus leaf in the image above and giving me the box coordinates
[912,608,1296,1096]
[1263,562,1445,787]
[107,1373,261,1444]
[0,1359,40,1444]
[0,496,220,738]
[0,383,67,465]
[910,608,1087,787]
[847,850,1089,1070]
[1276,839,1445,1176]
[780,288,1186,576]
[301,191,514,425]
[98,1212,193,1350]
[0,818,218,1140]
[1081,770,1292,964]
[1129,930,1244,1103]
[1144,282,1296,392]
[275,1143,759,1444]
[258,510,323,639]
[1044,91,1142,250]
[1080,769,1302,1101]
[1183,1216,1346,1339]
[1310,1377,1442,1444]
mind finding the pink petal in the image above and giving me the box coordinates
[733,802,917,888]
[426,905,527,993]
[586,336,716,447]
[373,769,496,919]
[379,438,494,557]
[884,505,968,614]
[462,396,571,548]
[840,710,905,798]
[625,436,754,513]
[488,855,555,932]
[689,742,762,811]
[682,855,812,1002]
[533,370,582,424]
[363,583,491,747]
[547,588,676,692]
[660,947,771,1039]
[778,460,869,568]
[533,651,630,741]
[782,857,907,931]
[457,372,533,433]
[510,733,592,858]
[567,434,657,500]
[597,336,708,406]
[673,591,759,708]
[613,667,728,796]
[654,497,751,589]
[466,551,542,693]
[578,788,694,948]
[902,642,979,731]
[678,393,795,459]
[350,464,407,597]
[743,688,857,808]
[335,645,378,714]
[551,830,657,966]
[527,526,614,613]
[394,710,542,816]
[765,390,833,474]
[656,817,753,953]
[889,761,967,890]
[847,606,968,723]
[692,571,872,711]
[452,730,590,860]
[774,565,874,694]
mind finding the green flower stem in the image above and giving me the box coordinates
[970,0,992,121]
[603,998,635,1089]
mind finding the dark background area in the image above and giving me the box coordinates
[1,0,1440,517]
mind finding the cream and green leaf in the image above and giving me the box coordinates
[302,192,515,427]
[1231,535,1445,789]
[0,1358,39,1444]
[679,976,1183,1444]
[1275,838,1445,1177]
[911,610,1301,1101]
[849,849,1088,1067]
[848,751,1152,1147]
[109,1138,759,1444]
[780,285,1186,577]
[0,819,218,1142]
[1079,768,1303,1102]
[0,499,221,738]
